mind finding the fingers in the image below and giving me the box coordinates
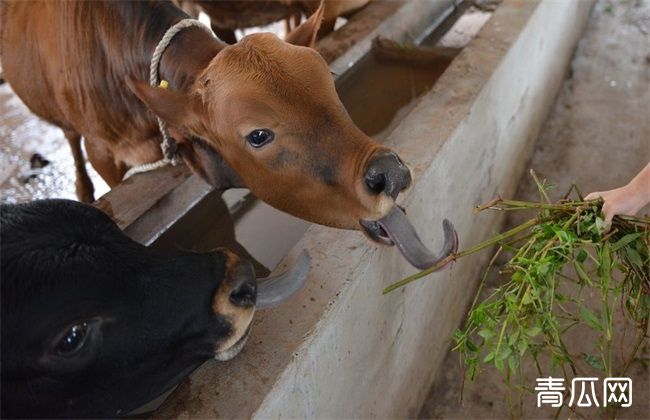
[585,191,611,231]
[601,201,614,230]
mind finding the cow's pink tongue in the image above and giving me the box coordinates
[377,207,458,270]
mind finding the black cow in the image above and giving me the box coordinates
[1,199,259,417]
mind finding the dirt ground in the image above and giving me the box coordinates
[419,0,650,418]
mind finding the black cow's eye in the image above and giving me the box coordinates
[56,322,89,355]
[246,129,274,148]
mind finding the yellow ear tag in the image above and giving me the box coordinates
[159,80,169,89]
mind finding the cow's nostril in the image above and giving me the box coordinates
[364,153,412,199]
[364,172,387,195]
[225,257,257,307]
[230,279,256,306]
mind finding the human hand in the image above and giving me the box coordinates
[586,183,647,228]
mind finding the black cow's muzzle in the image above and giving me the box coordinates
[211,250,310,361]
[215,249,311,311]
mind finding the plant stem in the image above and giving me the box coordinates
[530,169,552,204]
[474,197,502,213]
[493,200,588,211]
[383,218,547,294]
[619,319,648,377]
[467,247,503,317]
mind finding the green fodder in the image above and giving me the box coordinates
[385,173,649,416]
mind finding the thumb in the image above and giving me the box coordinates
[585,192,601,201]
[602,202,614,232]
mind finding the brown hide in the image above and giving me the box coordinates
[185,0,371,42]
[1,0,406,232]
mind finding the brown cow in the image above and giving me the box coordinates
[181,0,371,44]
[0,0,456,269]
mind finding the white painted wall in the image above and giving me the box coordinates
[254,1,595,417]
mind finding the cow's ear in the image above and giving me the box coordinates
[126,78,205,131]
[180,139,246,190]
[285,0,324,48]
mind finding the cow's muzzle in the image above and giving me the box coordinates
[227,257,258,307]
[216,249,311,312]
[363,152,411,200]
[212,250,311,360]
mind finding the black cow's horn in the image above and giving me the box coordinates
[256,250,311,309]
[377,206,458,270]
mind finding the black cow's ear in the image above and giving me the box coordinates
[126,78,206,133]
[285,0,324,48]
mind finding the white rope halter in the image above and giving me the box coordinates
[123,19,215,180]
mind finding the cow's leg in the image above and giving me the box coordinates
[318,1,343,39]
[285,17,292,34]
[318,18,337,38]
[84,139,126,188]
[64,129,95,203]
[212,25,237,44]
[285,13,300,33]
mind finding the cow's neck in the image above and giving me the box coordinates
[158,27,224,93]
[109,1,224,93]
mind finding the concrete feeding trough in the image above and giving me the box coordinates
[98,0,595,416]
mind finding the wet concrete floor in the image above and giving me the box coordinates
[0,83,109,204]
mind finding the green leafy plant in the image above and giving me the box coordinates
[385,172,649,417]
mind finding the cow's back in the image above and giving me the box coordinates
[1,1,72,128]
[0,1,180,164]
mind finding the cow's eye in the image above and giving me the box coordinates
[246,129,274,148]
[56,322,89,355]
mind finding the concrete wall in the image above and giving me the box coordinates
[156,1,595,417]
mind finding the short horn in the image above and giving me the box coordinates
[256,250,311,309]
[377,207,458,270]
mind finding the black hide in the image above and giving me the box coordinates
[1,199,238,418]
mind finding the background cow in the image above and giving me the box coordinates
[180,0,372,44]
[1,199,259,417]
